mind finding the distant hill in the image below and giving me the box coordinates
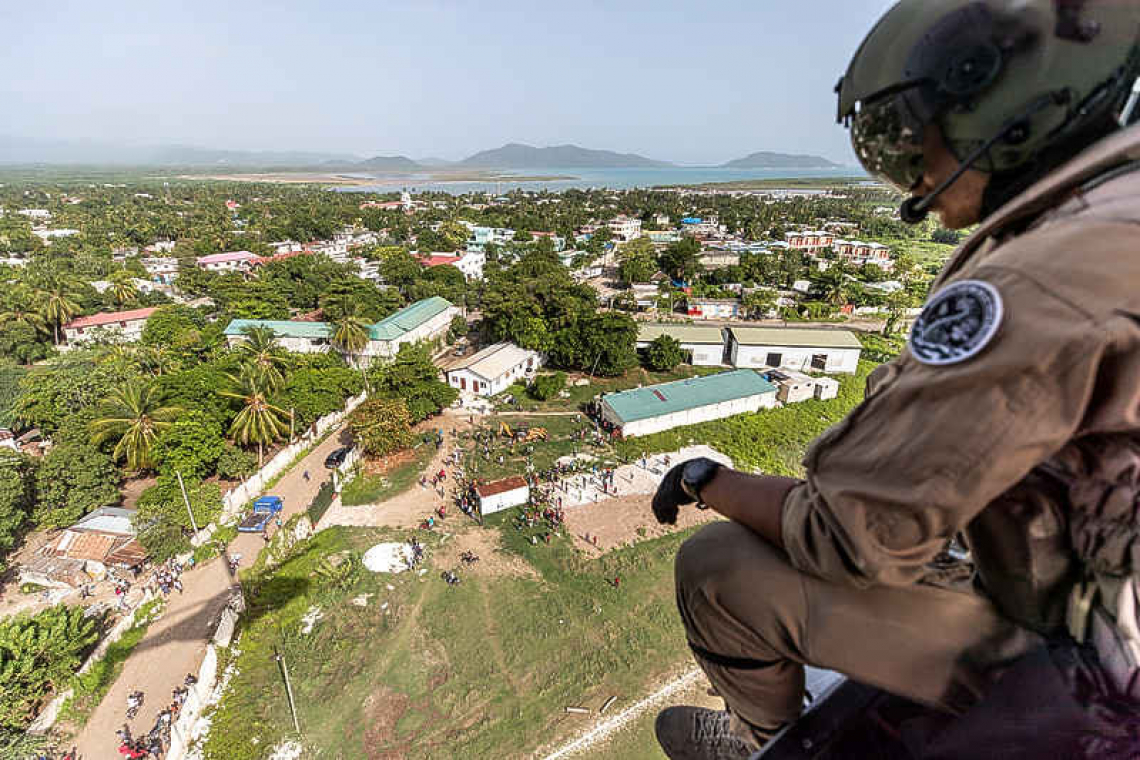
[459,143,672,169]
[721,151,842,169]
[146,145,359,166]
[340,155,421,172]
[415,157,455,167]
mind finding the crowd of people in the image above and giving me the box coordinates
[114,674,198,758]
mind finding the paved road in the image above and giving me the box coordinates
[73,424,352,758]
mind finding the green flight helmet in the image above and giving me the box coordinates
[837,0,1140,221]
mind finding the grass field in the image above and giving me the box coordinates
[341,443,436,506]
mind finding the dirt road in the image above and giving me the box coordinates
[72,424,352,758]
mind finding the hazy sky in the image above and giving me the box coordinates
[2,1,897,165]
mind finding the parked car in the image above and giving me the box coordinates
[238,496,283,533]
[324,446,352,469]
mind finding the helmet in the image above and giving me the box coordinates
[837,0,1140,217]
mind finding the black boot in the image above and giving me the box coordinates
[655,706,763,760]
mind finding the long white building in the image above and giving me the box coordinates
[636,324,726,366]
[445,342,542,396]
[727,327,862,374]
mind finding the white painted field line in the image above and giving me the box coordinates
[539,668,704,760]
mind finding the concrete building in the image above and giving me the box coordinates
[607,215,643,242]
[419,250,485,281]
[764,369,817,404]
[32,228,80,244]
[196,250,258,272]
[140,256,179,285]
[224,296,460,364]
[687,298,743,320]
[465,225,516,252]
[727,327,862,374]
[63,307,158,344]
[446,342,543,396]
[785,230,834,253]
[21,507,147,588]
[636,324,726,366]
[476,476,530,516]
[698,251,740,269]
[599,369,777,438]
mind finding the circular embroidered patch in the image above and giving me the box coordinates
[909,280,1004,366]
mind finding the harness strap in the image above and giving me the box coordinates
[688,642,782,671]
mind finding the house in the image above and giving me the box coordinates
[814,376,840,400]
[17,209,51,220]
[476,476,530,516]
[33,228,80,244]
[631,282,662,310]
[418,250,485,281]
[224,297,461,365]
[196,250,258,272]
[636,324,726,366]
[785,230,834,253]
[646,229,681,244]
[557,250,602,280]
[465,225,516,252]
[687,298,742,320]
[446,342,543,396]
[727,327,862,374]
[698,251,740,269]
[599,370,778,438]
[63,307,158,344]
[20,507,147,588]
[140,256,179,285]
[607,215,643,242]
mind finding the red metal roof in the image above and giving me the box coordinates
[420,255,460,267]
[476,476,528,498]
[65,307,157,330]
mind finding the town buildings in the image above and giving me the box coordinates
[727,327,862,374]
[687,298,743,320]
[196,250,258,273]
[607,215,643,242]
[63,307,158,345]
[21,508,147,588]
[445,342,543,396]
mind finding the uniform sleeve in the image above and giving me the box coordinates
[781,265,1106,588]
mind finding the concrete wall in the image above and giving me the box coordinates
[606,391,777,438]
[731,344,860,374]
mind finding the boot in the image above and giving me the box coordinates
[655,706,763,760]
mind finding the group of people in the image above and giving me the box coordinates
[147,560,184,598]
[116,674,197,759]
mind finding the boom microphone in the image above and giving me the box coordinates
[899,196,932,224]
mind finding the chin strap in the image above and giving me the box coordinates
[900,91,1070,224]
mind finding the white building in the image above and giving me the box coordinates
[419,250,485,282]
[446,342,543,396]
[63,307,158,345]
[32,228,80,244]
[17,209,51,220]
[727,327,862,374]
[636,324,726,366]
[196,251,258,273]
[599,370,778,438]
[607,215,643,242]
[687,298,743,320]
[140,256,179,285]
[476,476,530,516]
[224,296,461,365]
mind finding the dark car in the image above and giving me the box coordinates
[324,446,352,469]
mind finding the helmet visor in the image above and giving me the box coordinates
[850,93,926,192]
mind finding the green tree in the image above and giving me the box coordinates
[234,325,288,392]
[134,475,222,560]
[378,249,423,295]
[0,453,35,571]
[318,279,401,323]
[152,410,227,480]
[618,241,657,285]
[367,343,458,422]
[141,305,207,346]
[108,270,138,306]
[34,441,120,528]
[743,288,778,319]
[0,605,100,731]
[528,372,566,401]
[447,314,468,343]
[281,365,363,431]
[349,398,413,457]
[553,312,639,376]
[0,285,48,341]
[36,277,82,346]
[658,238,701,282]
[330,311,371,372]
[644,334,685,372]
[215,444,257,480]
[89,379,183,472]
[14,354,134,435]
[218,368,290,464]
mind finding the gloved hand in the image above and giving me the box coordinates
[652,462,695,525]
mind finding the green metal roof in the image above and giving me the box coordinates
[224,319,331,339]
[602,370,777,425]
[729,327,863,349]
[368,296,453,341]
[637,323,725,345]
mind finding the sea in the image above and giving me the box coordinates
[334,166,869,195]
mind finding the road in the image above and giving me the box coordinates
[72,424,352,759]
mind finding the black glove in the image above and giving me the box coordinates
[652,462,695,525]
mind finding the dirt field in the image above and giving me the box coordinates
[431,525,538,580]
[562,492,722,557]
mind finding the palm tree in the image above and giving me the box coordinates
[235,325,288,391]
[331,312,371,369]
[37,277,82,345]
[108,271,138,306]
[89,379,183,472]
[218,367,290,465]
[0,284,48,338]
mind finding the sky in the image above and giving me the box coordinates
[1,0,898,165]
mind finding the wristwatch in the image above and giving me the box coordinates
[680,458,722,509]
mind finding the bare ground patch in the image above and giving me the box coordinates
[561,493,722,557]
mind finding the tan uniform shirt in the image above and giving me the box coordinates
[782,127,1140,614]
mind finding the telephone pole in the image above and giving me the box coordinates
[175,471,199,534]
[274,646,302,735]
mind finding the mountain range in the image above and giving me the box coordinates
[0,136,842,170]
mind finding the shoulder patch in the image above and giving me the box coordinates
[909,280,1003,366]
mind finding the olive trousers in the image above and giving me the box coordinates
[675,521,1042,738]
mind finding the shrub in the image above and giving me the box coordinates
[528,372,566,401]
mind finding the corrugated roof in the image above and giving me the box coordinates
[73,507,137,535]
[476,476,529,498]
[369,296,453,341]
[602,370,776,424]
[729,328,863,349]
[450,342,537,381]
[224,319,331,339]
[66,307,158,330]
[637,324,725,345]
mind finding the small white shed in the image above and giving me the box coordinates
[476,476,531,516]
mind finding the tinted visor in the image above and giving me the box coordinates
[849,93,926,192]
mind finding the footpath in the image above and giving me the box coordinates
[72,425,352,759]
